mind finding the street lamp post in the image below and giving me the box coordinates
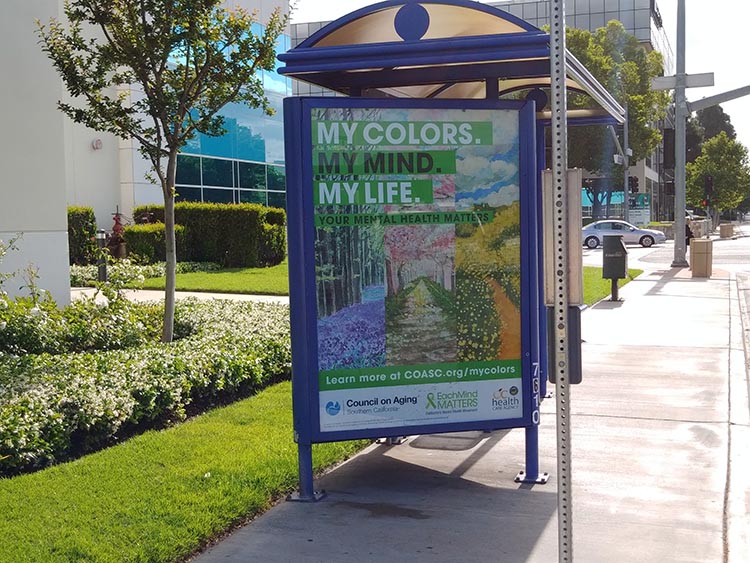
[671,0,688,267]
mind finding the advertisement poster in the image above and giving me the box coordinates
[311,106,523,433]
[629,193,651,226]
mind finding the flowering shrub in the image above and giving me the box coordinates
[70,260,221,287]
[0,299,291,476]
[0,293,164,355]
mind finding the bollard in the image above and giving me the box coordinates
[96,229,107,282]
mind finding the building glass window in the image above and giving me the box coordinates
[267,165,286,191]
[175,186,202,202]
[634,8,650,28]
[174,154,285,208]
[203,188,234,204]
[268,191,286,209]
[239,162,267,189]
[176,155,201,185]
[240,190,267,205]
[201,157,233,187]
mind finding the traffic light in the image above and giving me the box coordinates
[628,176,639,194]
[704,175,713,206]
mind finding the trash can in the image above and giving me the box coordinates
[690,238,713,278]
[602,235,628,301]
[602,235,628,280]
[719,224,734,239]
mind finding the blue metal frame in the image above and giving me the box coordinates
[285,96,539,449]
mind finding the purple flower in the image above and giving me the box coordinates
[318,296,385,371]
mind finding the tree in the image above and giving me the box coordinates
[686,115,704,163]
[686,132,750,218]
[685,106,737,165]
[697,106,736,141]
[565,21,670,176]
[37,0,285,342]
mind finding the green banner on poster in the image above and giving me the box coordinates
[313,150,457,176]
[314,210,495,228]
[313,120,494,147]
[320,360,522,391]
[314,179,434,205]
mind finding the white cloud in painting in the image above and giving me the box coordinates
[457,156,517,190]
[456,183,519,210]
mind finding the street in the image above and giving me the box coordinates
[582,222,750,273]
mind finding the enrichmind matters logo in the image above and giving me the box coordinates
[492,386,520,410]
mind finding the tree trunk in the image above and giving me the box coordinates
[162,153,178,343]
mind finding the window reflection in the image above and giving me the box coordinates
[176,155,284,207]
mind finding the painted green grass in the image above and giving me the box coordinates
[136,260,638,304]
[139,258,289,295]
[0,381,365,563]
[583,266,643,306]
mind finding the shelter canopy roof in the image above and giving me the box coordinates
[279,0,624,124]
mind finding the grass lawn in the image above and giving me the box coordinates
[583,266,643,305]
[0,381,365,563]
[139,258,289,295]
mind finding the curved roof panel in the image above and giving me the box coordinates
[280,0,625,123]
[301,1,536,48]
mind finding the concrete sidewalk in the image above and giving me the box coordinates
[190,262,750,561]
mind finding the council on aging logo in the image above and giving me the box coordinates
[325,401,341,416]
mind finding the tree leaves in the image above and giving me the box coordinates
[566,20,671,175]
[686,131,750,212]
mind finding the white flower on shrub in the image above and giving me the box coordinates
[29,306,41,317]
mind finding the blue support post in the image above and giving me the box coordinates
[515,425,549,484]
[288,442,326,502]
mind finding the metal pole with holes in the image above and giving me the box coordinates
[549,1,573,561]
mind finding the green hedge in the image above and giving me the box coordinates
[123,223,187,263]
[133,202,286,267]
[67,207,98,265]
[0,299,291,476]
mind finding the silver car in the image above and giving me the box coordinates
[582,220,667,249]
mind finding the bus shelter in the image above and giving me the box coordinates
[278,0,624,500]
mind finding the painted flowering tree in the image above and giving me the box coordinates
[37,0,285,342]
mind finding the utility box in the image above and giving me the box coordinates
[690,238,713,278]
[602,235,628,279]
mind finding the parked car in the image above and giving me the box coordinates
[581,220,667,249]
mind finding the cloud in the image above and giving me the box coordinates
[455,183,519,210]
[456,156,517,190]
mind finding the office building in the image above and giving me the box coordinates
[1,0,290,304]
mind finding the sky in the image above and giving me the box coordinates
[289,0,750,150]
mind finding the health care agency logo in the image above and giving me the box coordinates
[492,385,520,410]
